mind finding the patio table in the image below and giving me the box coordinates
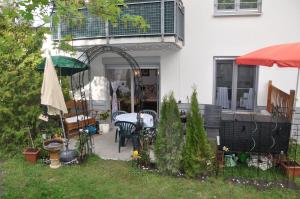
[115,113,154,128]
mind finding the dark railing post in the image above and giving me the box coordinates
[289,90,296,121]
[174,0,178,42]
[105,20,109,44]
[266,80,272,113]
[161,0,165,42]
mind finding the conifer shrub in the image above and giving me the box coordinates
[182,89,214,177]
[154,93,183,175]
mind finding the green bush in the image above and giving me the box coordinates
[182,89,214,177]
[154,93,183,175]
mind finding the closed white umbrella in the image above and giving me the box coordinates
[41,51,68,115]
[41,51,68,142]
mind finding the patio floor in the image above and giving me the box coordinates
[70,127,155,161]
[92,129,133,161]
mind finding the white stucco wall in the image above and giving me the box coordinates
[170,0,300,106]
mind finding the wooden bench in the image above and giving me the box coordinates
[64,100,97,137]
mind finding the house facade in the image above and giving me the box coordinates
[48,0,300,116]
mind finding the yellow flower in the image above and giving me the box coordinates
[132,150,140,158]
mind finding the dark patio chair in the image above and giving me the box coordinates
[114,121,136,153]
[141,109,158,126]
[204,105,222,139]
[112,111,128,122]
[112,110,127,142]
[141,110,158,144]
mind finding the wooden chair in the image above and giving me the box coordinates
[64,100,97,137]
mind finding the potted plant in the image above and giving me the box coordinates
[99,110,110,134]
[280,139,300,177]
[280,160,300,177]
[23,127,40,163]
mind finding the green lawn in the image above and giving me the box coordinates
[0,155,300,199]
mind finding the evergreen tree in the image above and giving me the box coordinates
[154,93,183,175]
[182,89,214,177]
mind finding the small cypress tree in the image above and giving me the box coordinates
[182,89,214,177]
[154,93,183,175]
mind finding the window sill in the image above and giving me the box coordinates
[214,11,262,17]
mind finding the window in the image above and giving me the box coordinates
[214,0,262,16]
[214,58,258,111]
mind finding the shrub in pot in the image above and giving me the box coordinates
[99,110,110,134]
[23,127,40,163]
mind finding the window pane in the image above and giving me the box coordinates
[215,60,233,109]
[217,0,235,10]
[240,0,258,9]
[236,65,256,110]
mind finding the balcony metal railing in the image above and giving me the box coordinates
[52,0,184,42]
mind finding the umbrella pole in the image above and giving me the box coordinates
[60,111,68,150]
[295,68,300,108]
[293,68,300,121]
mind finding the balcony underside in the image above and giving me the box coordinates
[72,36,183,52]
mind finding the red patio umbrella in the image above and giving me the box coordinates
[236,42,300,111]
[236,42,300,67]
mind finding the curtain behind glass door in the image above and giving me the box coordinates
[236,65,256,110]
[106,69,132,113]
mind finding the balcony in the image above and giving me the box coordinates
[51,0,184,50]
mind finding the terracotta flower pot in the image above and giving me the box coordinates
[280,160,300,177]
[23,148,40,163]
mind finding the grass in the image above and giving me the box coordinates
[0,155,300,199]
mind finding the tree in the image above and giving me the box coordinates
[0,0,147,153]
[182,89,214,177]
[0,9,46,152]
[154,93,183,175]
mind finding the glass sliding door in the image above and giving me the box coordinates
[215,58,257,111]
[106,67,160,113]
[139,69,159,113]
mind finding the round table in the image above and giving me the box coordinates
[115,113,154,128]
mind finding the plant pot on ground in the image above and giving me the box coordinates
[99,110,110,134]
[23,148,40,163]
[280,160,300,177]
[23,127,40,163]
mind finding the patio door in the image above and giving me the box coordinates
[214,58,258,111]
[106,67,159,113]
[137,69,159,112]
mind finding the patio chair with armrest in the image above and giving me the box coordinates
[141,109,158,126]
[114,121,136,153]
[141,109,158,144]
[112,110,128,142]
[112,111,128,122]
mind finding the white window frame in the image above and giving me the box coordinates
[214,0,262,16]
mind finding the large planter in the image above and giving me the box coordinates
[99,123,110,134]
[23,148,40,163]
[281,160,300,177]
